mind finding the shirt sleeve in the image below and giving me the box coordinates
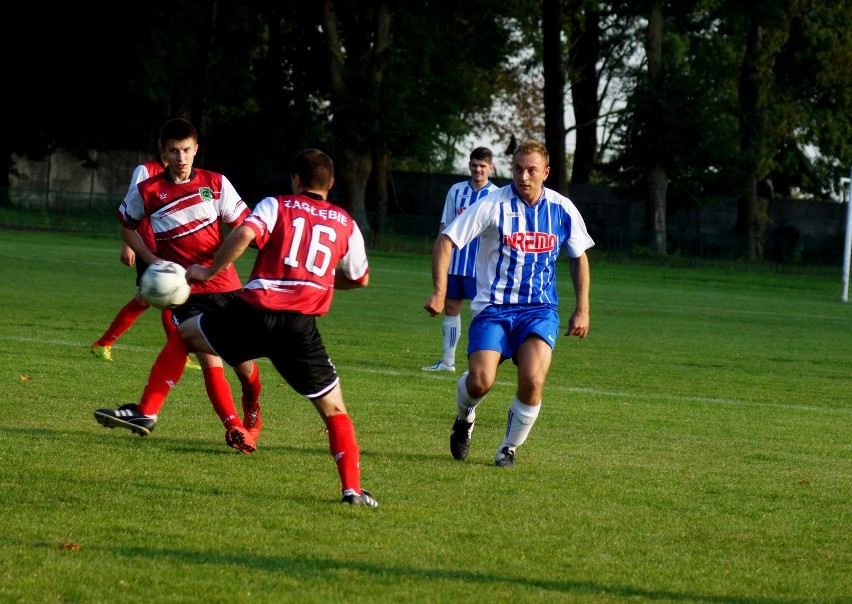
[439,184,459,227]
[443,193,495,249]
[218,175,251,227]
[339,223,369,282]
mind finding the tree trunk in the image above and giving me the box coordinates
[647,163,668,255]
[737,176,763,260]
[645,0,668,257]
[341,149,372,235]
[736,14,766,261]
[569,1,600,184]
[190,0,218,167]
[372,151,389,243]
[542,0,568,195]
[322,0,391,240]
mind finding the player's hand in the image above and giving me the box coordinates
[120,247,135,267]
[185,264,213,283]
[424,293,445,317]
[564,309,589,338]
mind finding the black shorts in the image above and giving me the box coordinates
[135,258,151,287]
[172,291,242,325]
[199,297,338,399]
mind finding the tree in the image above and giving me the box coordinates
[322,0,390,232]
[542,0,569,194]
[732,2,793,260]
[644,1,669,256]
[604,0,715,257]
[761,0,852,199]
[321,0,525,233]
[566,0,604,185]
[719,0,852,259]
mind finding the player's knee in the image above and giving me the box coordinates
[465,376,492,399]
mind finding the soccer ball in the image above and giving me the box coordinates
[140,261,191,310]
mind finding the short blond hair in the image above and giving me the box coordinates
[514,139,549,167]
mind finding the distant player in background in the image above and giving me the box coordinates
[178,148,378,506]
[422,146,498,373]
[90,153,199,370]
[424,139,594,468]
[94,118,262,453]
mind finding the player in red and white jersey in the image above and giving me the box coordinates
[95,118,262,454]
[176,148,377,506]
[237,192,367,315]
[91,154,200,367]
[120,164,247,295]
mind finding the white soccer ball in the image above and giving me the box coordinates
[140,261,191,310]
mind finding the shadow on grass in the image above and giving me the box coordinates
[99,546,794,604]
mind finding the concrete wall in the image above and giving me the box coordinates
[10,149,154,203]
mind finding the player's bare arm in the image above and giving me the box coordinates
[335,270,369,290]
[565,253,590,338]
[120,226,158,266]
[424,234,454,316]
[186,225,255,282]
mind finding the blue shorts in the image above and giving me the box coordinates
[447,274,477,300]
[468,304,560,361]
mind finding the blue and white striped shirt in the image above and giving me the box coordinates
[441,180,499,277]
[443,184,595,316]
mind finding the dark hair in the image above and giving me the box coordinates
[292,148,334,189]
[514,139,549,166]
[470,147,493,163]
[159,118,197,145]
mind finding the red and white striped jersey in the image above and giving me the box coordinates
[117,168,251,294]
[122,158,166,252]
[239,192,369,316]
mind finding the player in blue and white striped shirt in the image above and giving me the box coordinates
[422,147,498,373]
[424,139,594,468]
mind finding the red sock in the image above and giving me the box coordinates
[202,366,241,427]
[95,298,147,346]
[326,414,361,494]
[237,361,262,408]
[161,309,178,337]
[138,330,188,416]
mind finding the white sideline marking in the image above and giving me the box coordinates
[329,365,848,415]
[6,334,846,415]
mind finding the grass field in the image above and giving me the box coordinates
[0,229,850,603]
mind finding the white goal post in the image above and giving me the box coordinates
[842,171,852,302]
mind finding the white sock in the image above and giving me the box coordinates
[442,314,461,366]
[498,397,540,452]
[456,372,485,422]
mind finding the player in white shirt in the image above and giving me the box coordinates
[424,139,594,468]
[422,147,498,373]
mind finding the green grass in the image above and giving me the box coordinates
[1,230,850,603]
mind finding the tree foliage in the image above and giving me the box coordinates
[3,0,850,258]
[597,0,851,258]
